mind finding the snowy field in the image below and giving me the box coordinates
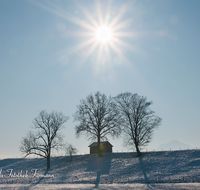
[1,183,200,190]
[1,149,200,189]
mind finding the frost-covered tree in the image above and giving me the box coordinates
[114,92,162,157]
[20,110,69,169]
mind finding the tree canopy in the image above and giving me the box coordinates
[20,110,69,169]
[74,91,122,157]
[114,92,162,157]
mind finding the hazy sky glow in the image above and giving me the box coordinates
[0,0,200,157]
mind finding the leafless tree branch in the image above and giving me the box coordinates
[74,92,122,157]
[19,110,69,169]
[113,92,162,157]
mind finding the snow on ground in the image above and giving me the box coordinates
[1,149,200,189]
[1,183,200,190]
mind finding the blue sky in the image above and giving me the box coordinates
[0,0,200,157]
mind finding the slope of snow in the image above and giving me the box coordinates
[1,149,200,189]
[1,183,200,190]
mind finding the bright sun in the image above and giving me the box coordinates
[95,26,112,42]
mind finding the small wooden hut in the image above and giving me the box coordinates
[88,141,113,154]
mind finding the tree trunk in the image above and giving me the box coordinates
[47,148,51,169]
[97,132,102,158]
[135,144,141,157]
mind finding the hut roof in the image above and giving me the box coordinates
[88,141,113,147]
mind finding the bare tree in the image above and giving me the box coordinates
[20,110,69,169]
[74,92,122,157]
[65,144,78,161]
[114,92,162,157]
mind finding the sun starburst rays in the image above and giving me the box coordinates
[68,4,137,69]
[30,0,139,73]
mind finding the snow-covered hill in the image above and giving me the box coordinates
[1,150,200,189]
